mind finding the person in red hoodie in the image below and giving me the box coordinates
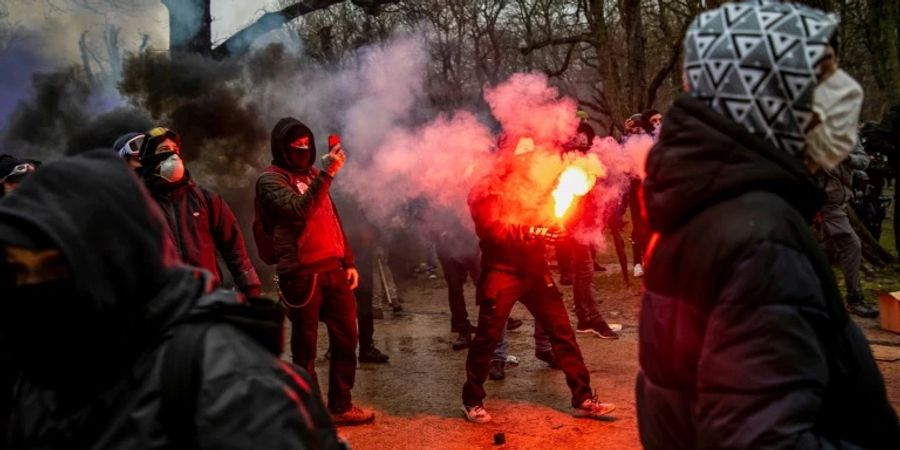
[255,117,373,425]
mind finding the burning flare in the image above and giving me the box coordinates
[553,166,595,218]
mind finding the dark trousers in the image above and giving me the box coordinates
[820,204,863,294]
[557,240,574,279]
[439,252,481,332]
[628,178,649,265]
[281,268,358,413]
[354,247,376,350]
[463,270,592,408]
[571,242,602,325]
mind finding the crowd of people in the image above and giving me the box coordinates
[2,0,899,448]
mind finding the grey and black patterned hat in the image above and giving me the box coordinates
[684,0,838,156]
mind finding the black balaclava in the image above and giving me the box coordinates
[0,149,183,392]
[270,117,317,173]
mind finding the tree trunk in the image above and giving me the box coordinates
[620,0,646,112]
[162,0,212,56]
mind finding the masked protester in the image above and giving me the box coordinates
[137,126,261,298]
[461,139,616,424]
[623,113,644,136]
[112,132,144,170]
[641,109,662,135]
[0,150,344,449]
[254,118,373,425]
[334,194,390,364]
[0,155,37,198]
[816,138,876,318]
[619,115,651,277]
[638,2,899,448]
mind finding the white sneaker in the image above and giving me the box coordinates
[506,355,520,365]
[633,264,644,277]
[609,323,623,332]
[573,396,616,419]
[462,405,492,423]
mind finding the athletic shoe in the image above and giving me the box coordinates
[489,360,505,380]
[573,395,616,419]
[848,301,878,318]
[847,291,878,318]
[588,320,620,339]
[332,405,375,425]
[452,331,471,351]
[506,317,523,331]
[633,263,644,277]
[358,345,390,363]
[559,274,574,286]
[462,405,492,423]
[535,350,560,369]
[505,355,520,365]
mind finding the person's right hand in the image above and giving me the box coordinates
[322,144,347,177]
[527,224,566,243]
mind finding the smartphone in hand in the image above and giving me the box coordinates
[328,134,341,151]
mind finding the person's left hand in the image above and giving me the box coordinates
[346,267,360,290]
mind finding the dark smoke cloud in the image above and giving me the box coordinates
[65,107,153,155]
[2,69,93,160]
[0,32,51,127]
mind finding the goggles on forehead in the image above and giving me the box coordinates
[117,135,145,158]
[148,127,173,138]
[1,163,35,183]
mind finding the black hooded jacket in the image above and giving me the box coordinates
[637,95,899,449]
[0,150,341,449]
[146,171,262,297]
[255,118,354,275]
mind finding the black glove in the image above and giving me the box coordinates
[526,225,566,243]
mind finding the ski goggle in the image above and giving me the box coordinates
[0,163,35,183]
[117,135,145,159]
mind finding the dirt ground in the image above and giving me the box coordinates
[282,256,900,450]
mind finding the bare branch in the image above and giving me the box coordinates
[211,0,401,60]
[519,33,599,55]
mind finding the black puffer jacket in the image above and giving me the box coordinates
[637,95,899,449]
[0,150,341,449]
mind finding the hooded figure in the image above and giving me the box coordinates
[137,126,262,297]
[637,1,898,448]
[255,117,373,425]
[0,150,342,448]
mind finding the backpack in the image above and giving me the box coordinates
[159,294,345,449]
[253,166,295,265]
[160,295,284,448]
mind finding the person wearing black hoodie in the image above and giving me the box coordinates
[137,126,262,298]
[637,1,898,448]
[255,117,373,425]
[0,149,343,448]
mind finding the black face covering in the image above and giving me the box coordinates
[3,278,108,389]
[286,146,311,171]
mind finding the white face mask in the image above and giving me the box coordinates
[156,153,185,183]
[805,69,864,170]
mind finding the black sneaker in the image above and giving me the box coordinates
[358,345,390,363]
[506,318,523,331]
[587,320,620,339]
[535,350,560,369]
[489,360,505,380]
[452,331,471,351]
[847,291,878,318]
[593,262,607,272]
[559,275,574,286]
